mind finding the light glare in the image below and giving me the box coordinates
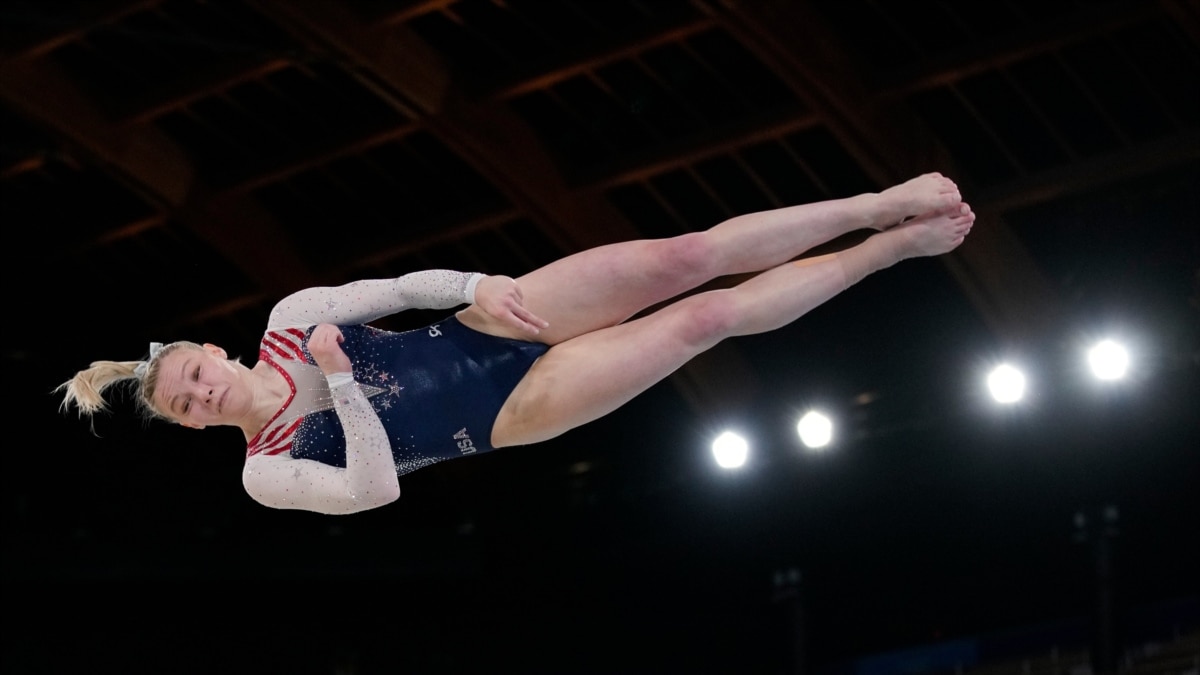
[987,364,1026,403]
[797,411,833,449]
[712,431,749,469]
[1088,340,1129,381]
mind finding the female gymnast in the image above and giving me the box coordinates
[59,173,974,515]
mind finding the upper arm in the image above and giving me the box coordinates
[242,454,400,515]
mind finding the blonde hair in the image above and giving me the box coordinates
[57,341,204,425]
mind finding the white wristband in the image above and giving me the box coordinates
[326,372,354,389]
[464,273,485,304]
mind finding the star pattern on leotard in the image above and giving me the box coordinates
[353,360,404,412]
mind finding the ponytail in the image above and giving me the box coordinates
[57,360,144,416]
[57,341,203,426]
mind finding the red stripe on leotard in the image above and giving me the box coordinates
[246,334,301,458]
[262,329,306,362]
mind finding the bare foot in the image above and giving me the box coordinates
[886,202,975,259]
[869,172,963,230]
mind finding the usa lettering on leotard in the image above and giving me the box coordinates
[453,428,476,454]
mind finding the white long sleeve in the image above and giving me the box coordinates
[268,269,483,330]
[242,379,400,515]
[243,270,483,515]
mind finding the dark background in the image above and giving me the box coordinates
[3,1,1197,673]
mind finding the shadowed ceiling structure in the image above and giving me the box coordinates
[3,1,1198,673]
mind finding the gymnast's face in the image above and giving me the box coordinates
[152,344,247,429]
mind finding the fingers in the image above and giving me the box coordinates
[309,324,352,375]
[481,278,549,334]
[509,304,550,334]
[504,285,549,333]
[311,323,343,342]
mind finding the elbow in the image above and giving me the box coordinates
[375,482,402,507]
[347,481,401,513]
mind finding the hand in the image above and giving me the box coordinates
[308,324,353,375]
[474,275,550,335]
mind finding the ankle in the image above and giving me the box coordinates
[837,234,901,287]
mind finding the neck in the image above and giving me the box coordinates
[238,361,290,440]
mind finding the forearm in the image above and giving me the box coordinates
[243,380,399,515]
[329,378,400,507]
[268,270,484,329]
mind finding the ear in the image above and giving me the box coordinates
[202,343,228,360]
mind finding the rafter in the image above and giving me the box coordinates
[0,55,315,298]
[219,122,420,195]
[975,130,1200,214]
[0,154,46,179]
[575,105,821,193]
[879,1,1158,99]
[116,56,293,124]
[246,0,642,251]
[695,0,1063,344]
[1157,0,1200,47]
[0,0,161,62]
[487,14,718,100]
[360,0,458,27]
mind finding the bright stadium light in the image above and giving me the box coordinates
[1088,339,1130,381]
[712,431,749,469]
[987,363,1026,404]
[796,410,833,450]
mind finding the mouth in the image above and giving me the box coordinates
[218,388,228,414]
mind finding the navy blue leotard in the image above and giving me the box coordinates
[252,316,548,476]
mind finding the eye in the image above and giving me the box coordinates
[192,365,200,381]
[183,397,192,414]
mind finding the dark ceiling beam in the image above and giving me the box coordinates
[878,1,1157,99]
[975,130,1200,215]
[1158,0,1200,44]
[0,0,160,62]
[575,105,821,193]
[362,0,458,27]
[165,293,271,335]
[220,122,420,195]
[0,57,194,207]
[487,15,718,101]
[91,213,166,247]
[0,154,46,179]
[0,56,315,296]
[116,56,293,125]
[338,207,522,273]
[695,0,1062,344]
[246,0,643,252]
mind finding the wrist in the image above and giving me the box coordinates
[326,371,354,389]
[464,273,485,304]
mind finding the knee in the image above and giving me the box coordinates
[676,291,740,347]
[649,232,716,281]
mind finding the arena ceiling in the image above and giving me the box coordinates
[4,1,1198,672]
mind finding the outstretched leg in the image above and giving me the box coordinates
[491,203,974,447]
[460,173,962,344]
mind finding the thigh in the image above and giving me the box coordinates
[489,294,718,447]
[460,234,712,346]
